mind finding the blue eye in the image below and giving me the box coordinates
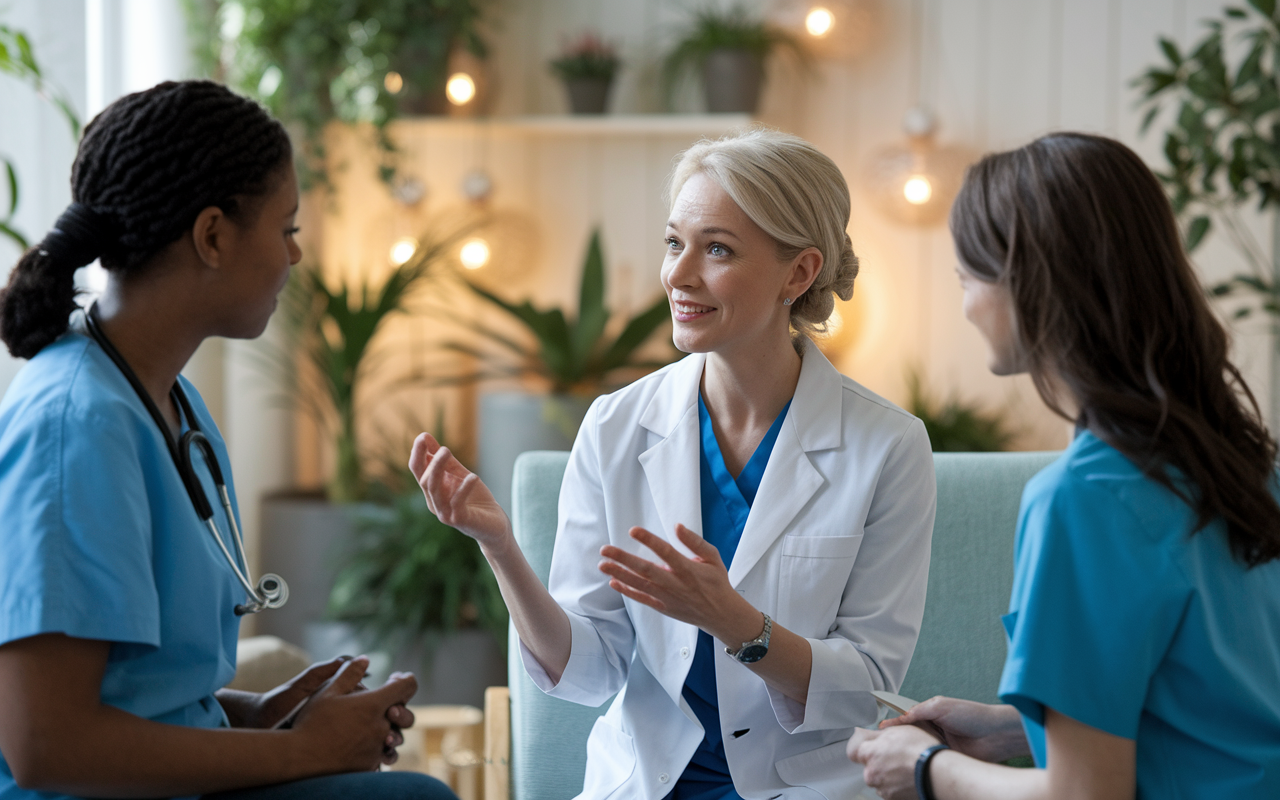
[665,237,681,250]
[710,243,728,256]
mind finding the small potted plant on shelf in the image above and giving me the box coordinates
[549,31,621,114]
[663,3,805,114]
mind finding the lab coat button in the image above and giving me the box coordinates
[680,647,690,658]
[659,773,670,783]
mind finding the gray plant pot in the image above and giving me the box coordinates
[563,76,613,114]
[478,391,593,513]
[256,497,373,649]
[702,48,764,114]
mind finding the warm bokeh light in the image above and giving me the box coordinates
[389,236,418,266]
[459,238,491,270]
[805,7,835,37]
[384,71,404,94]
[446,72,476,105]
[903,176,933,205]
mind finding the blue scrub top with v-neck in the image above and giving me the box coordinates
[665,394,792,800]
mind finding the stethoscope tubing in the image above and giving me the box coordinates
[83,304,287,615]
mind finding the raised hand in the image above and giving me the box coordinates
[408,432,510,549]
[598,524,757,643]
[878,695,1029,763]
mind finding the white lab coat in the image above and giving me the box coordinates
[520,340,936,800]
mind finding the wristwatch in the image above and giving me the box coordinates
[725,613,772,663]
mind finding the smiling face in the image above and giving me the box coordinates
[956,263,1024,375]
[215,162,302,338]
[662,172,816,357]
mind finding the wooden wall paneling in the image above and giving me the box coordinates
[983,0,1055,149]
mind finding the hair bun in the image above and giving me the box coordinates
[39,202,117,269]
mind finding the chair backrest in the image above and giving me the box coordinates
[507,448,1060,799]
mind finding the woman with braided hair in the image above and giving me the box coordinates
[0,81,455,800]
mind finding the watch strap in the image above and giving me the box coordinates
[724,612,771,660]
[914,743,950,800]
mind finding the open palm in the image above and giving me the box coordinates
[408,432,509,548]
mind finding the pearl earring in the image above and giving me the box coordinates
[782,298,793,306]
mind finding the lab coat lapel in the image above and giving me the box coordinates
[726,342,843,587]
[638,353,705,555]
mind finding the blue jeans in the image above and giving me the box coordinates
[203,771,455,800]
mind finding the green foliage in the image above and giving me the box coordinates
[275,222,477,503]
[906,371,1014,452]
[1135,0,1280,317]
[328,489,507,652]
[0,22,80,250]
[442,229,678,394]
[188,0,488,189]
[662,2,806,104]
[549,32,620,81]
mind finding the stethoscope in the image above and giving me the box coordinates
[84,304,288,616]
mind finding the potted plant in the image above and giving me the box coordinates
[326,486,508,706]
[0,21,80,249]
[662,3,804,114]
[254,221,477,652]
[905,371,1015,452]
[185,0,490,189]
[549,32,621,114]
[437,228,679,510]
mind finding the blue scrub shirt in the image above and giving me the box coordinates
[999,431,1280,798]
[0,326,243,800]
[665,394,791,800]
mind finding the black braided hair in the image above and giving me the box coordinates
[0,80,292,359]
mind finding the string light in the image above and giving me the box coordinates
[459,238,491,270]
[384,71,404,94]
[805,7,835,37]
[446,73,476,106]
[389,237,418,266]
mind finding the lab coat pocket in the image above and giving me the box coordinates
[777,534,864,637]
[580,715,637,799]
[775,739,864,796]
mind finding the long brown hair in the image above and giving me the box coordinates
[951,132,1280,566]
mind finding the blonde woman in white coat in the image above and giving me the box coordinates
[410,129,936,800]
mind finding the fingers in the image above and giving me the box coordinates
[290,657,346,694]
[897,695,947,724]
[607,576,666,611]
[628,526,690,568]
[387,702,414,729]
[367,671,419,708]
[321,656,370,697]
[675,524,723,566]
[408,432,440,480]
[846,727,879,763]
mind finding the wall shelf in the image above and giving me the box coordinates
[396,113,753,136]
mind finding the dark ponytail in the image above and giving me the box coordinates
[0,80,292,359]
[951,132,1280,567]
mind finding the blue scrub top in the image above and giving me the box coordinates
[998,430,1280,798]
[665,394,791,800]
[0,325,243,800]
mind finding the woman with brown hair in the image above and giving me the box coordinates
[848,132,1280,799]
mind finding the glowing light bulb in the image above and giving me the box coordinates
[903,176,933,205]
[805,7,835,37]
[459,238,491,270]
[384,71,404,94]
[390,237,418,266]
[446,73,476,106]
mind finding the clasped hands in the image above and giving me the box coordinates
[223,655,417,769]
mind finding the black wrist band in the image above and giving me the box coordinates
[915,743,950,800]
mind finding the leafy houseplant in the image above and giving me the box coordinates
[906,371,1014,452]
[279,224,476,503]
[1135,0,1280,317]
[185,0,489,189]
[445,228,677,394]
[327,490,507,654]
[662,3,804,114]
[550,32,621,114]
[0,22,80,249]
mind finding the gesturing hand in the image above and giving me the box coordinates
[599,524,756,643]
[409,432,510,549]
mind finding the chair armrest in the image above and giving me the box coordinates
[484,686,510,800]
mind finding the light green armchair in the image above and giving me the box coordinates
[481,449,1059,800]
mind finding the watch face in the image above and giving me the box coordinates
[736,643,768,663]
